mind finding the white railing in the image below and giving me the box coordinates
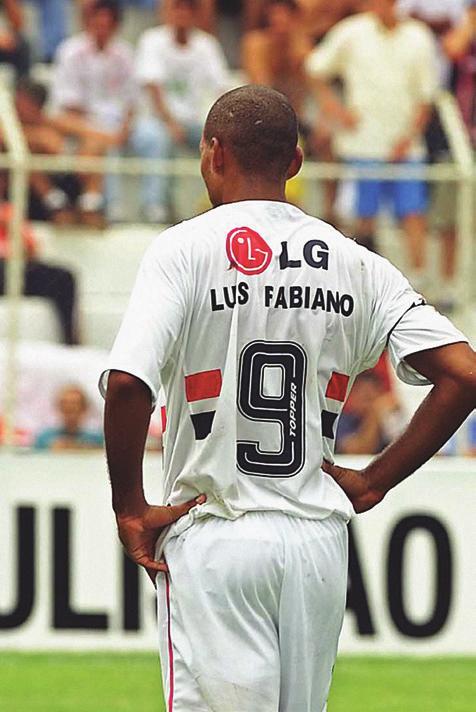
[0,88,474,448]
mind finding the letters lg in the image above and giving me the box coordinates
[279,239,329,271]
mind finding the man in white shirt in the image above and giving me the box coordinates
[51,0,165,223]
[135,0,230,217]
[102,85,475,712]
[306,0,438,287]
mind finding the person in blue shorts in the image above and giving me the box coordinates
[306,0,437,289]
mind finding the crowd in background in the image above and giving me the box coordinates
[0,2,473,275]
[0,0,474,232]
[0,0,475,454]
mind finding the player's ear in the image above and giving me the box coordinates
[210,137,225,175]
[286,146,304,181]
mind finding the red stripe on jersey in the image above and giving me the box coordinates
[160,406,167,433]
[326,372,350,402]
[165,575,175,712]
[185,369,222,403]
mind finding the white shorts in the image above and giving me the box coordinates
[157,511,348,712]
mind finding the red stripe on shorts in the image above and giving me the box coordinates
[165,575,174,712]
[160,406,167,433]
[185,369,222,402]
[325,372,350,402]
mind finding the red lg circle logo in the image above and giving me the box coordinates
[226,226,273,275]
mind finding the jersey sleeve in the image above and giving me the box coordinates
[359,251,468,384]
[387,306,468,385]
[99,231,189,406]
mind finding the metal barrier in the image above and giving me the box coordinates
[0,87,474,447]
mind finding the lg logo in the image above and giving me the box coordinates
[226,226,273,275]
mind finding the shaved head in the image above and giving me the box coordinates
[204,86,299,180]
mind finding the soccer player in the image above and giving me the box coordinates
[101,86,476,712]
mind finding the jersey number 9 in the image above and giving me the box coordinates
[237,341,307,477]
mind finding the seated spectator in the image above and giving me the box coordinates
[0,204,79,344]
[11,78,122,225]
[136,0,230,220]
[306,0,437,290]
[50,0,164,224]
[0,0,30,79]
[336,370,405,455]
[0,415,30,446]
[35,384,103,450]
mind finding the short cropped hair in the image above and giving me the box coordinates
[204,86,298,179]
[90,0,122,23]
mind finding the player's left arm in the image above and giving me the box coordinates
[324,342,476,512]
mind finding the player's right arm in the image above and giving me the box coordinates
[101,230,203,580]
[324,342,476,512]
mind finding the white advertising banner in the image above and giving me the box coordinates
[1,453,475,654]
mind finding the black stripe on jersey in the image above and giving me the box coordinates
[191,412,216,440]
[385,299,427,347]
[321,410,339,440]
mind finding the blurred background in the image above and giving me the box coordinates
[0,1,475,711]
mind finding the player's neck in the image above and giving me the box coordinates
[221,176,287,205]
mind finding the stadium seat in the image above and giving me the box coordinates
[0,297,61,343]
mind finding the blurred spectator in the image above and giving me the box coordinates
[439,412,476,455]
[242,1,312,119]
[298,0,361,42]
[468,416,476,456]
[0,203,78,344]
[426,1,476,312]
[297,1,362,224]
[306,0,437,290]
[241,1,314,210]
[398,0,465,86]
[163,0,215,30]
[0,415,29,445]
[336,370,405,455]
[26,0,71,63]
[34,384,103,450]
[0,0,30,79]
[136,0,230,219]
[12,78,120,225]
[444,1,476,145]
[51,0,164,224]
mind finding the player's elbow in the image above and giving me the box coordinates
[439,368,476,407]
[106,370,149,402]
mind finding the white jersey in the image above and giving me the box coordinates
[100,201,466,521]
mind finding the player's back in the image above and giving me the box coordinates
[158,200,383,522]
[105,199,422,521]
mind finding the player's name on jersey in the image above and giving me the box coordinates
[210,282,355,315]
